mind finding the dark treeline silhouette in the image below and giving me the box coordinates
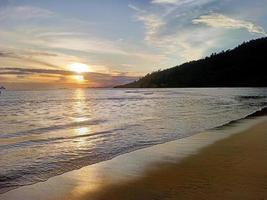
[116,37,267,88]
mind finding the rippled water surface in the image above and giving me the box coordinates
[0,88,267,193]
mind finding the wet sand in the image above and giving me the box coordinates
[1,117,267,200]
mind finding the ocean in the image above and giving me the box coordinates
[0,88,267,193]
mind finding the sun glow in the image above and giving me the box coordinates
[73,75,85,82]
[69,63,91,73]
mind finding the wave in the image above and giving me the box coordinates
[237,95,267,100]
[0,119,107,139]
[213,106,267,130]
[246,106,267,117]
[0,126,133,151]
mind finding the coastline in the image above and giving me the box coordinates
[1,116,267,200]
[88,117,267,200]
[0,116,267,200]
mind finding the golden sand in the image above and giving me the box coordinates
[82,120,267,200]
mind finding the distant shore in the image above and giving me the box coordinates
[1,116,267,200]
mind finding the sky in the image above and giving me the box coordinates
[0,0,266,89]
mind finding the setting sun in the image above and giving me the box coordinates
[69,63,90,74]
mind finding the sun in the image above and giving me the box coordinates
[69,63,90,74]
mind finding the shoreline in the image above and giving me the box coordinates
[1,107,266,195]
[1,115,266,200]
[88,117,267,200]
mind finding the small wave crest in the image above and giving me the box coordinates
[0,119,107,139]
[213,106,267,130]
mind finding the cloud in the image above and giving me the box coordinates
[21,51,58,57]
[136,14,165,42]
[0,4,168,74]
[151,0,194,5]
[0,51,13,58]
[0,50,61,69]
[0,27,163,65]
[0,67,74,75]
[0,5,53,20]
[0,67,137,87]
[151,0,216,6]
[129,1,221,63]
[0,50,58,57]
[0,26,165,74]
[128,4,146,13]
[193,13,267,36]
[128,0,267,67]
